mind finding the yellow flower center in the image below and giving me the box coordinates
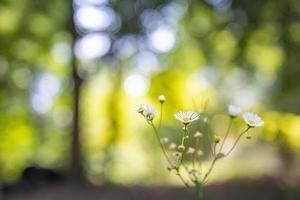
[248,120,256,125]
[146,112,153,117]
[182,117,190,122]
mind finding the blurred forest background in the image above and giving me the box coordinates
[1,0,300,199]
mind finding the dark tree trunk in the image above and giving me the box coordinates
[68,0,83,182]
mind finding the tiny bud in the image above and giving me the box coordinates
[246,135,252,139]
[178,145,185,152]
[137,107,144,114]
[196,150,204,156]
[172,151,182,159]
[214,135,221,144]
[228,105,241,118]
[185,135,189,139]
[158,95,166,103]
[194,131,203,139]
[160,137,169,144]
[182,126,188,131]
[168,143,177,150]
[186,147,196,155]
[216,153,225,159]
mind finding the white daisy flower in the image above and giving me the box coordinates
[174,111,200,125]
[158,95,166,103]
[243,112,264,127]
[228,105,241,118]
[142,104,157,121]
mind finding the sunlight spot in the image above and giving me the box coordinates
[148,25,176,53]
[74,6,115,31]
[74,33,111,60]
[30,73,60,114]
[124,74,149,97]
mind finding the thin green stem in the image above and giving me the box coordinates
[201,156,218,184]
[219,118,233,153]
[225,127,250,156]
[150,121,190,188]
[180,125,188,163]
[149,121,172,164]
[158,103,163,129]
[175,167,191,188]
[213,143,217,156]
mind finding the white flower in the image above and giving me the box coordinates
[186,147,196,155]
[228,105,241,117]
[243,112,264,127]
[174,111,200,125]
[141,104,157,121]
[158,95,166,103]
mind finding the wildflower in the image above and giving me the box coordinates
[160,137,169,144]
[174,111,200,125]
[243,112,264,128]
[194,131,203,139]
[228,105,241,118]
[186,147,196,155]
[169,142,177,150]
[139,104,157,121]
[214,135,221,143]
[158,95,166,103]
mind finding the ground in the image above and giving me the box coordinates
[3,176,299,200]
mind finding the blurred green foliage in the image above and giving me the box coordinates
[0,0,300,185]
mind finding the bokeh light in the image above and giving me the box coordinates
[124,74,149,97]
[74,33,111,60]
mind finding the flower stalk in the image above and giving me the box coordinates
[137,101,264,200]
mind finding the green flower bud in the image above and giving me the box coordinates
[178,145,185,152]
[214,135,221,143]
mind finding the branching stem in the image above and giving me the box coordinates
[226,127,250,156]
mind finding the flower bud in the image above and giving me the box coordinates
[168,142,177,150]
[214,135,221,144]
[172,151,182,160]
[137,107,144,114]
[178,145,185,152]
[158,95,166,103]
[186,147,196,155]
[228,105,241,118]
[160,137,169,144]
[194,131,203,139]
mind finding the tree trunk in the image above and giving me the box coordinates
[69,0,83,182]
